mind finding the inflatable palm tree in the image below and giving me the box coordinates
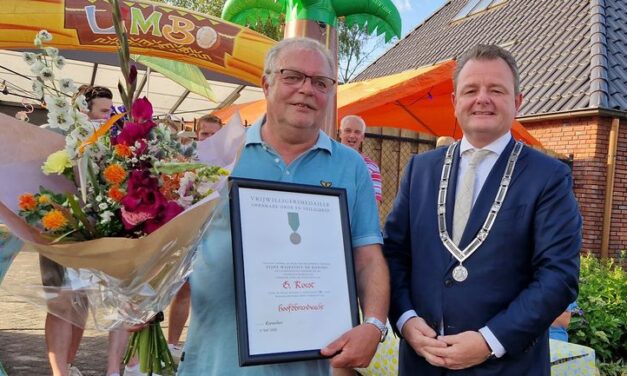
[222,0,402,134]
[223,0,400,60]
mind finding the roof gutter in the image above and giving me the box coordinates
[516,107,627,123]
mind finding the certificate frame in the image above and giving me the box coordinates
[229,177,359,366]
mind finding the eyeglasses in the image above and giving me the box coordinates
[273,69,336,93]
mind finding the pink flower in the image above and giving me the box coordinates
[112,97,156,147]
[131,97,153,124]
[143,201,184,234]
[119,170,183,234]
[129,64,138,85]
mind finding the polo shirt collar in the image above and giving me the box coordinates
[245,115,333,153]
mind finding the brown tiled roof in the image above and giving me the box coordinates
[356,0,627,116]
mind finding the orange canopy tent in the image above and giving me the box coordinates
[213,60,541,147]
[213,99,267,126]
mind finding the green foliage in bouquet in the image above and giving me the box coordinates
[569,252,627,375]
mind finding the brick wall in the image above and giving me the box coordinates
[524,116,627,258]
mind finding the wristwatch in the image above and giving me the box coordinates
[363,317,388,342]
[487,350,497,360]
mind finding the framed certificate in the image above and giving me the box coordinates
[229,177,359,366]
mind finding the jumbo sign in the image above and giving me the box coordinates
[0,0,275,85]
[65,0,238,66]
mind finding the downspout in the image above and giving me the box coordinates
[601,118,619,259]
[590,0,611,258]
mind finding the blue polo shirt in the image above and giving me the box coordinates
[178,119,382,375]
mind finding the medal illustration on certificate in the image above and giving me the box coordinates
[438,141,523,282]
[287,212,301,245]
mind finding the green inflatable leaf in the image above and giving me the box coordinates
[222,0,401,40]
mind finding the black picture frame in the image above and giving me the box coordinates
[229,177,359,366]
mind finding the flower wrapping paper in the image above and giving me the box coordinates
[0,112,246,328]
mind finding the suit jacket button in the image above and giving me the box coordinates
[444,278,454,287]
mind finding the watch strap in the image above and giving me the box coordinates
[363,317,388,342]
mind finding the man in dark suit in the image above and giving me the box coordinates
[383,44,582,375]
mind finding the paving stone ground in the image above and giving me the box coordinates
[0,252,186,376]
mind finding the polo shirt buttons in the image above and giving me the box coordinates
[274,158,280,163]
[444,278,454,287]
[285,170,290,175]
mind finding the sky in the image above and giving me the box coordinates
[393,0,448,36]
[346,0,447,79]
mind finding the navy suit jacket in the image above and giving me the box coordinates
[383,139,582,376]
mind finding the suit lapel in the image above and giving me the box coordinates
[445,144,461,240]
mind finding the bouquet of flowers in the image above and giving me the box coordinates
[0,1,244,374]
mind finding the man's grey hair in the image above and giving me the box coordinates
[454,44,521,95]
[263,38,335,85]
[340,115,366,132]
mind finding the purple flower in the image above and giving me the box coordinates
[129,64,138,85]
[111,98,156,148]
[119,170,183,234]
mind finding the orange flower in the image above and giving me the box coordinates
[160,174,182,201]
[18,193,37,211]
[103,164,127,185]
[114,144,133,158]
[108,185,125,202]
[38,195,51,205]
[41,210,68,231]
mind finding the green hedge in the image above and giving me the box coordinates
[569,252,627,375]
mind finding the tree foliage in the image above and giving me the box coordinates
[157,0,223,16]
[337,20,395,83]
[154,0,283,40]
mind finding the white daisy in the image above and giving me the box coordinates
[37,30,53,42]
[59,78,77,94]
[39,67,54,81]
[45,47,59,58]
[54,56,65,69]
[75,95,89,112]
[30,61,45,75]
[45,95,70,113]
[100,211,114,224]
[47,109,72,131]
[22,52,38,65]
[32,80,44,98]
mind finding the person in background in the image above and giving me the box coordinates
[196,114,223,141]
[165,114,224,360]
[436,136,456,149]
[384,44,581,375]
[549,302,579,342]
[339,115,382,203]
[177,37,389,375]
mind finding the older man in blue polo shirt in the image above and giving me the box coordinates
[177,37,389,376]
